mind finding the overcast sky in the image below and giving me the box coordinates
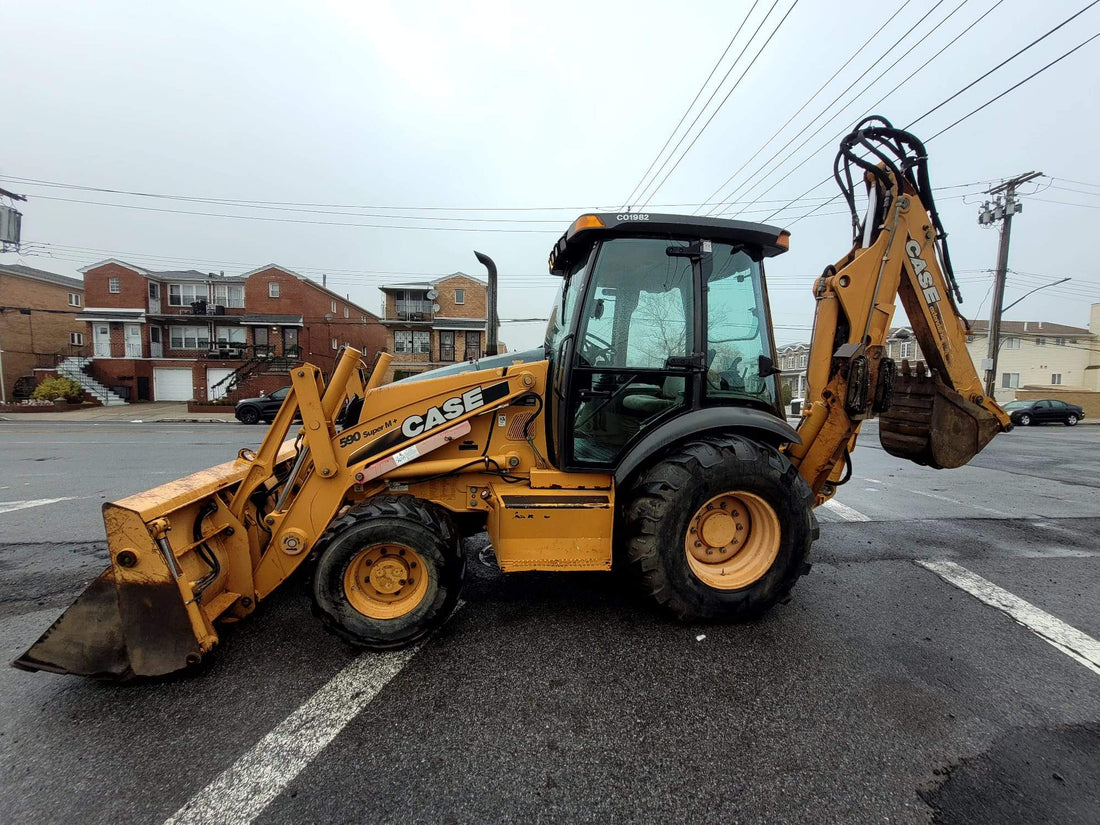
[3,0,1100,349]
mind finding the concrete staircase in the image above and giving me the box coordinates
[57,357,128,406]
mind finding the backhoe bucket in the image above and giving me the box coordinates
[11,457,260,680]
[878,367,1004,469]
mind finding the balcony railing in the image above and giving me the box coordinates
[392,300,434,321]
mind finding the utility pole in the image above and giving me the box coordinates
[474,251,499,357]
[977,171,1042,398]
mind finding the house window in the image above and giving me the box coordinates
[343,306,349,318]
[213,283,245,308]
[1051,373,1062,385]
[413,330,430,354]
[1002,337,1020,349]
[465,331,482,360]
[798,353,807,368]
[68,292,81,307]
[394,331,412,353]
[170,325,210,349]
[1055,337,1066,346]
[1001,372,1020,389]
[108,277,121,294]
[1036,337,1046,346]
[269,282,280,298]
[439,330,455,361]
[900,341,914,358]
[70,332,84,345]
[169,283,206,306]
[332,337,339,350]
[455,288,465,305]
[213,326,246,344]
[331,300,337,313]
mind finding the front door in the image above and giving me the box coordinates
[564,237,696,467]
[124,324,142,358]
[149,326,163,358]
[93,324,111,358]
[282,327,299,357]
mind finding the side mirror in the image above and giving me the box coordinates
[259,390,266,397]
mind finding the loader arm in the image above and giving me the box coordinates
[786,120,1011,502]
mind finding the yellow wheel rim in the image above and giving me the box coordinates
[684,491,781,590]
[343,543,430,619]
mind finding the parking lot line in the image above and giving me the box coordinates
[164,647,420,825]
[0,497,77,515]
[917,560,1100,677]
[820,499,871,521]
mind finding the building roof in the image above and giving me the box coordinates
[969,319,1091,337]
[379,271,487,292]
[239,263,380,320]
[0,263,83,290]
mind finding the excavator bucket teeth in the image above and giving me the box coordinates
[878,368,1003,469]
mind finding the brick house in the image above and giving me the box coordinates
[0,263,87,402]
[379,272,500,382]
[77,260,385,403]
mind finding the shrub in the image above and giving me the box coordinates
[32,376,86,403]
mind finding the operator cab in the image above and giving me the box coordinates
[544,212,791,471]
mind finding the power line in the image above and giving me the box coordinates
[637,0,802,207]
[706,0,960,217]
[908,0,1100,129]
[926,31,1100,140]
[619,0,763,209]
[757,1,1096,226]
[698,0,917,215]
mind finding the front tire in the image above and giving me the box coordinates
[312,496,464,649]
[1017,413,1032,426]
[238,406,260,425]
[622,434,816,621]
[1066,414,1078,426]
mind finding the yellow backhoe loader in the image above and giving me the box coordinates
[14,118,1011,680]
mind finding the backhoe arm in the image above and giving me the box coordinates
[786,120,1011,502]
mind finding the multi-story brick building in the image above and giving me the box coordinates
[0,263,87,402]
[379,272,498,382]
[78,260,385,403]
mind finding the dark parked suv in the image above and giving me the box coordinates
[234,386,290,425]
[1003,398,1085,427]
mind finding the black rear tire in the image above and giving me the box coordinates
[312,496,464,649]
[622,433,816,621]
[238,406,260,425]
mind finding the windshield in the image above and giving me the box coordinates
[1002,400,1029,410]
[704,244,777,408]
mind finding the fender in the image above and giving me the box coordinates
[613,407,800,488]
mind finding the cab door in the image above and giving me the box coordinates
[562,237,700,468]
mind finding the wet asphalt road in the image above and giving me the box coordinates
[0,420,1098,824]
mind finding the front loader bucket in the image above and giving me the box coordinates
[11,564,200,680]
[879,366,1005,469]
[10,455,269,680]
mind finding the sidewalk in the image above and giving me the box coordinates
[0,402,236,424]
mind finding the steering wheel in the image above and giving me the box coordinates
[579,331,616,367]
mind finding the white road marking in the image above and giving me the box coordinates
[0,497,77,515]
[165,647,419,825]
[820,499,871,521]
[917,560,1100,677]
[905,487,1012,517]
[863,478,882,484]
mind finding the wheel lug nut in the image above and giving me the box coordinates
[398,548,406,556]
[694,541,702,547]
[720,502,727,509]
[410,561,418,569]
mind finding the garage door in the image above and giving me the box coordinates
[153,368,194,401]
[206,367,235,401]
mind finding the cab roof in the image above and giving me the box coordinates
[548,212,790,275]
